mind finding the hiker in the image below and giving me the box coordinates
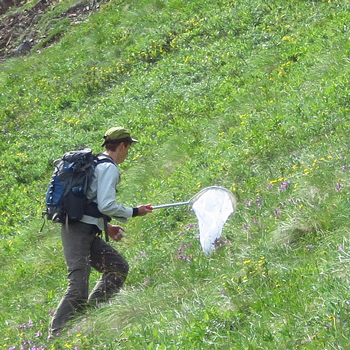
[49,126,153,338]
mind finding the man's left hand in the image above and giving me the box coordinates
[107,224,125,242]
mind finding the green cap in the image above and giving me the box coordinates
[102,127,139,146]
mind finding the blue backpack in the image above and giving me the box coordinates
[43,148,113,224]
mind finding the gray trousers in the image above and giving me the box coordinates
[49,221,129,336]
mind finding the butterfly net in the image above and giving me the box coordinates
[190,187,236,255]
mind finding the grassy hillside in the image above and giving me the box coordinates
[1,0,350,348]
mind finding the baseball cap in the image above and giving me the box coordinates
[102,127,139,146]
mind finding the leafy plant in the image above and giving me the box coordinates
[1,0,350,349]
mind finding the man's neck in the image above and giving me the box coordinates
[104,150,118,164]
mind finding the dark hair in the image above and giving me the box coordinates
[104,139,132,152]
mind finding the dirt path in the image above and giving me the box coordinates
[0,0,107,63]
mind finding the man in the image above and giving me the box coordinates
[49,126,152,338]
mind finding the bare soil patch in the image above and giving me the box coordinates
[0,0,107,63]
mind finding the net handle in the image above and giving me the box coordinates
[152,186,236,210]
[152,201,190,209]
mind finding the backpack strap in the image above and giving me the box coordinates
[103,214,110,242]
[84,153,115,218]
[95,153,115,166]
[93,153,115,242]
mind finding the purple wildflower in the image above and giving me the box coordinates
[142,279,153,286]
[274,208,281,219]
[214,238,230,250]
[254,196,262,210]
[336,182,342,192]
[280,181,290,191]
[48,309,55,317]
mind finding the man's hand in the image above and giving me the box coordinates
[107,224,125,242]
[137,204,153,216]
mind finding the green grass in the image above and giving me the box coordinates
[1,0,350,348]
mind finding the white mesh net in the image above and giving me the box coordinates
[190,187,236,255]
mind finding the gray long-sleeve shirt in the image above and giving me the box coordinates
[80,157,133,230]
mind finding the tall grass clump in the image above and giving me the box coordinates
[1,0,350,349]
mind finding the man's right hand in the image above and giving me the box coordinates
[137,204,153,216]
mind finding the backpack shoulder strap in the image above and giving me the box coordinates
[95,153,115,164]
[93,154,115,242]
